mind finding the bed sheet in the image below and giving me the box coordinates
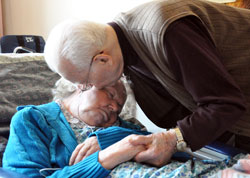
[108,154,246,178]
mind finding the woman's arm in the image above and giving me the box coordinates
[3,107,110,178]
[98,134,146,169]
[69,126,150,165]
[90,126,150,149]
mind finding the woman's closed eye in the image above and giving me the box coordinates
[105,88,115,99]
[108,91,114,99]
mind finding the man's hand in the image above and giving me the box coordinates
[98,134,146,170]
[69,136,100,165]
[131,130,177,167]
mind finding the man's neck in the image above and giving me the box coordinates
[105,25,123,59]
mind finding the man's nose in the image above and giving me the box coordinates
[108,100,119,112]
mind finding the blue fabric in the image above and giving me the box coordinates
[90,126,149,150]
[0,168,30,178]
[2,102,146,178]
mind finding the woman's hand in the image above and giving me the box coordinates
[131,130,177,167]
[69,136,100,165]
[215,155,250,177]
[98,134,146,170]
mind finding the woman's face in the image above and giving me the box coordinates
[76,80,126,127]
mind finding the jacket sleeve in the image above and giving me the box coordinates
[46,152,110,178]
[89,126,150,150]
[2,107,110,178]
[164,16,246,150]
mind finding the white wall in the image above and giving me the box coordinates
[2,0,151,40]
[2,0,235,39]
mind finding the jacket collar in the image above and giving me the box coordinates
[18,102,78,154]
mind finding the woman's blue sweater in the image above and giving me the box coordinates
[2,102,149,178]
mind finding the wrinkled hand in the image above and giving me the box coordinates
[218,155,250,178]
[238,155,250,173]
[69,136,100,165]
[98,134,146,170]
[228,154,250,174]
[131,130,177,167]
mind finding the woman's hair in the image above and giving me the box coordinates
[44,19,107,73]
[52,76,130,103]
[52,76,143,127]
[52,77,78,101]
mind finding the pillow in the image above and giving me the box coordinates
[119,76,145,129]
[0,136,7,166]
[0,53,60,126]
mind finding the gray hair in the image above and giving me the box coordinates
[52,77,78,101]
[52,76,143,127]
[45,19,107,73]
[51,76,131,103]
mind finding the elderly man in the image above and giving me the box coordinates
[44,0,250,167]
[3,78,149,178]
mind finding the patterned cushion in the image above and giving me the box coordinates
[0,53,60,126]
[0,136,7,167]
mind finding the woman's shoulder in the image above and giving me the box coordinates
[11,102,59,126]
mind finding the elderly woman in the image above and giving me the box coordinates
[2,78,148,178]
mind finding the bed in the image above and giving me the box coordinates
[0,53,60,166]
[0,53,248,177]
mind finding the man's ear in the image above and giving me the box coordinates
[93,54,111,65]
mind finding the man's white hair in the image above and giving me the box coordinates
[45,19,107,73]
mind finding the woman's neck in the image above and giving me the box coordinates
[61,92,79,119]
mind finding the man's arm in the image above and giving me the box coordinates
[164,16,246,150]
[132,16,246,167]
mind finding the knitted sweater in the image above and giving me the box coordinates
[114,0,250,137]
[2,102,148,178]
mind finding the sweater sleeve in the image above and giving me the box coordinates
[46,152,110,178]
[164,16,246,150]
[2,107,110,178]
[89,126,150,150]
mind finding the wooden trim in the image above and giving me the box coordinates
[226,0,250,9]
[0,0,3,37]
